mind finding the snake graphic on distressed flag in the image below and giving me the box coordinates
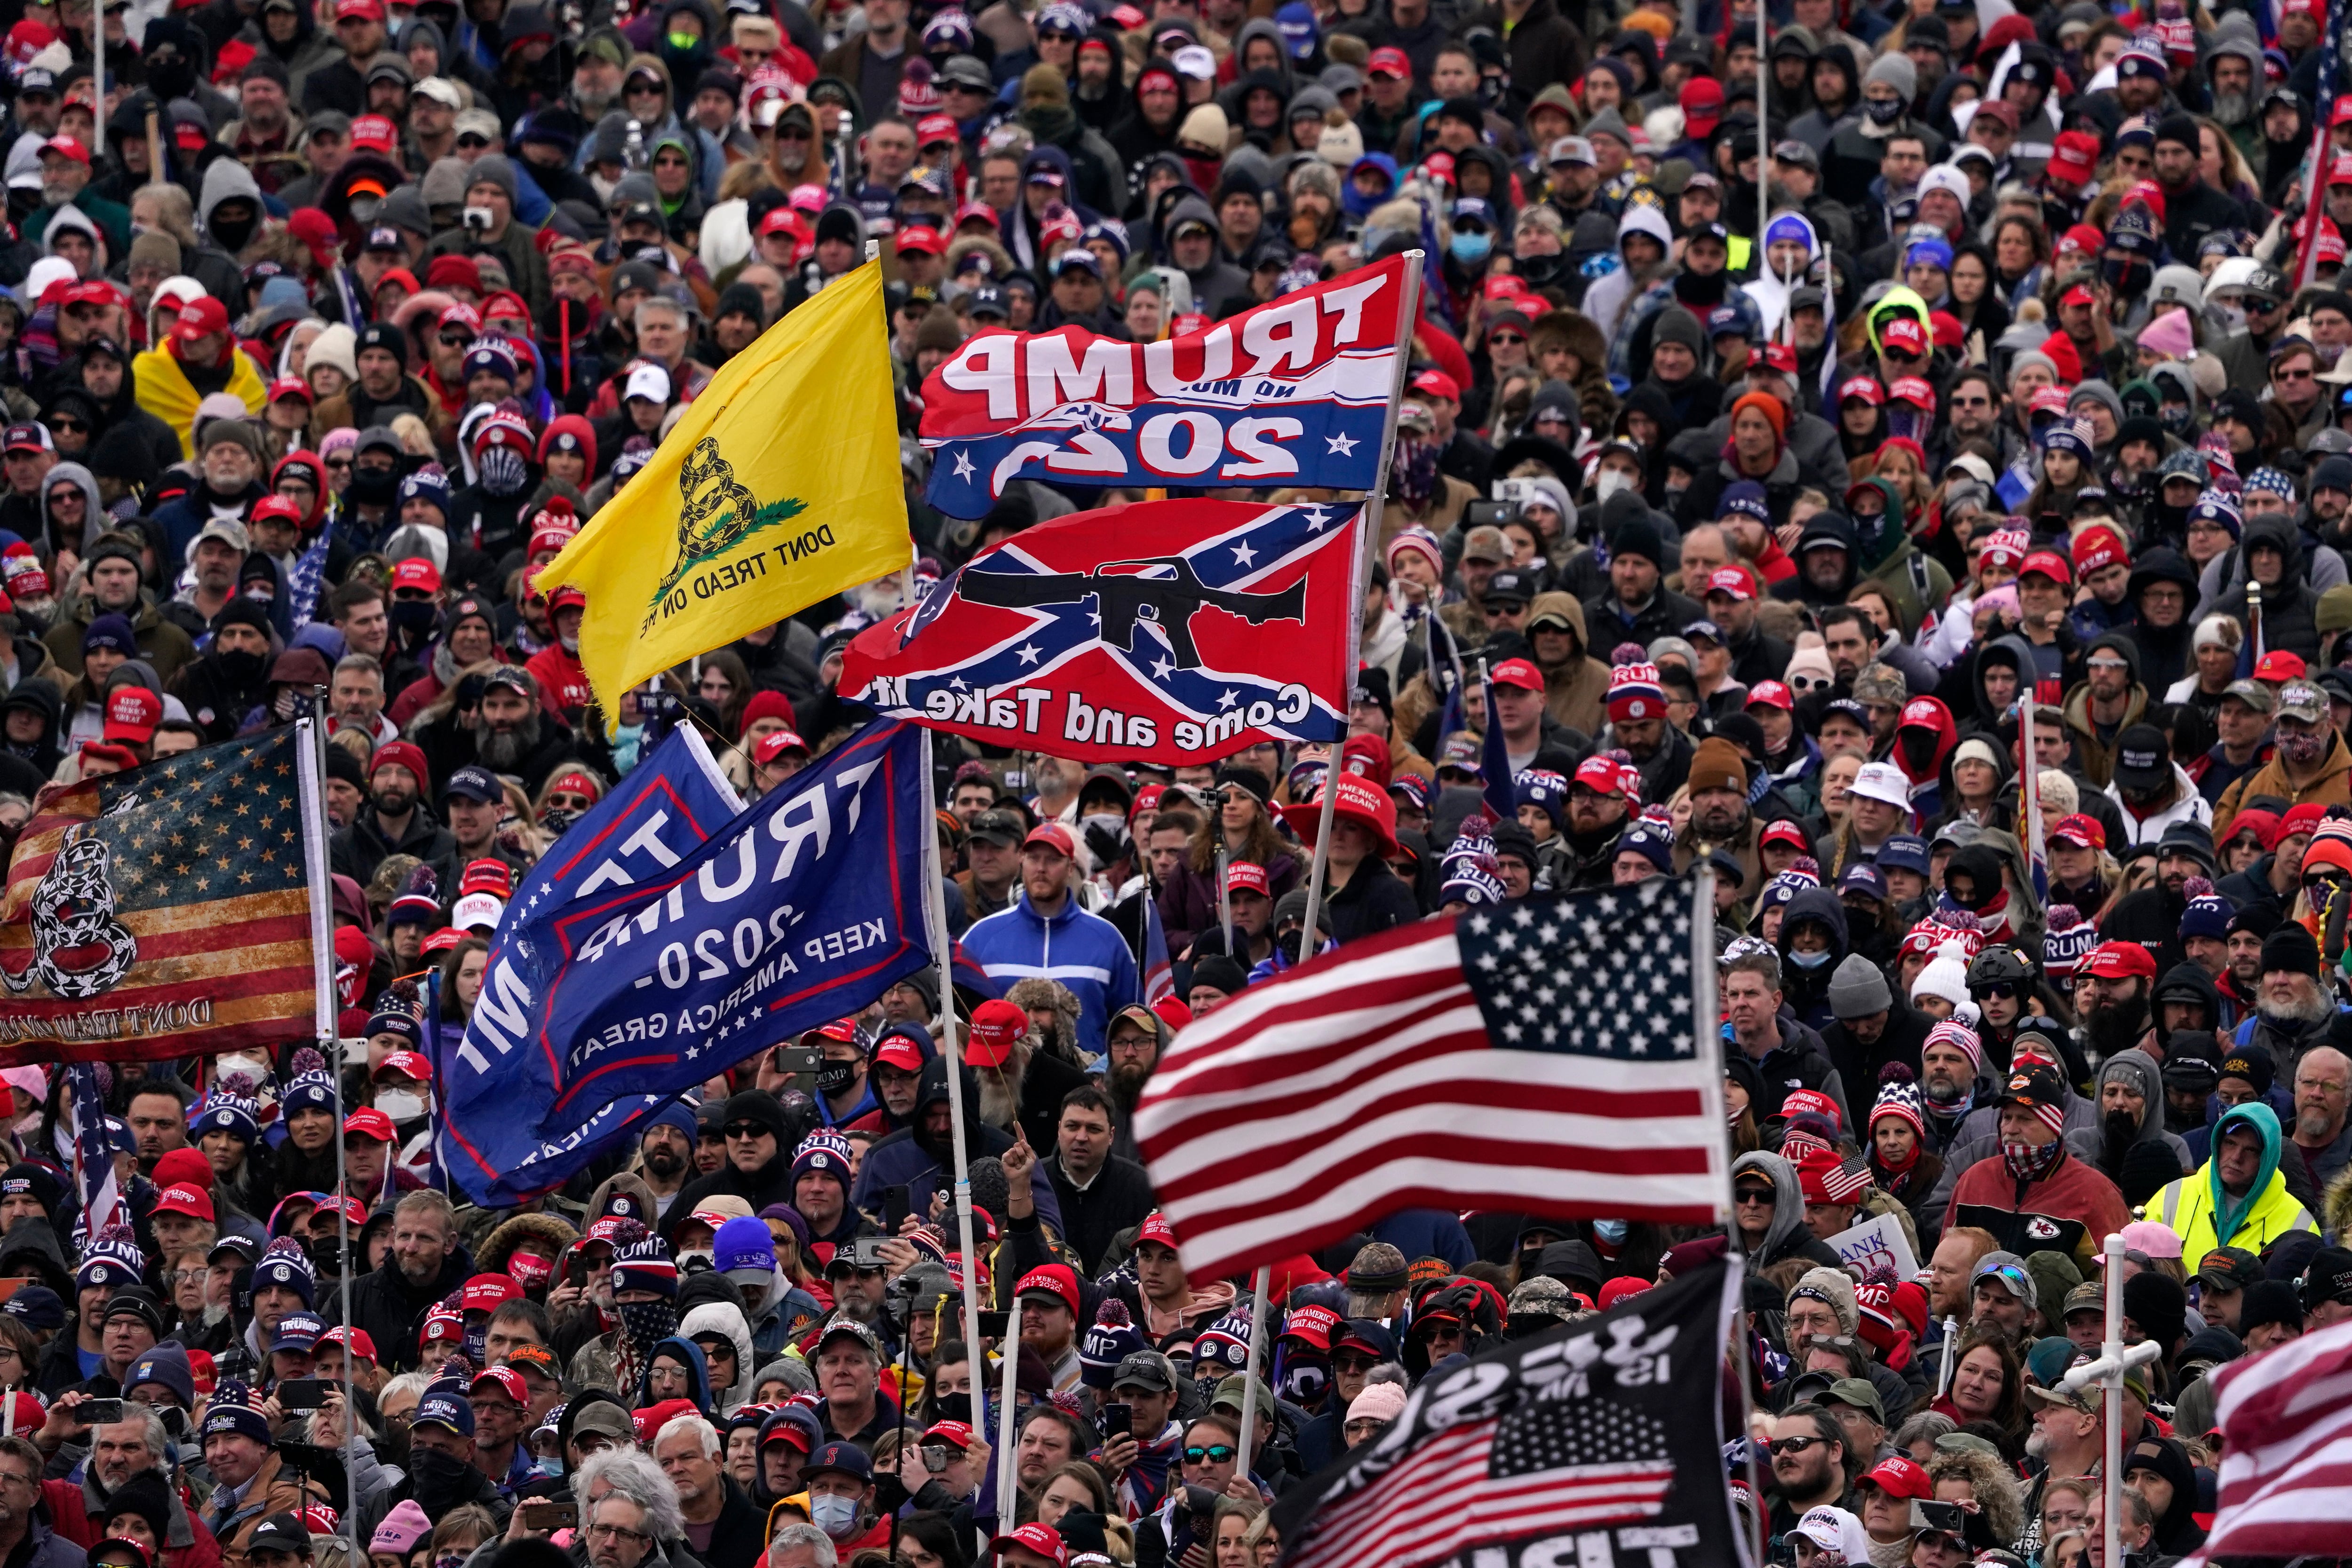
[0,729,314,1061]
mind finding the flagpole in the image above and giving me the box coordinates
[1233,1262,1274,1486]
[993,1289,1019,1525]
[1756,0,1767,242]
[914,730,987,1512]
[2018,686,2044,893]
[1696,864,1758,1566]
[1298,253,1422,950]
[294,697,359,1564]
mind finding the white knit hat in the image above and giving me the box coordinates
[1910,941,1973,1007]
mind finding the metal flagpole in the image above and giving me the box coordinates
[1233,1264,1274,1485]
[1297,254,1423,949]
[1216,844,1232,951]
[993,1294,1020,1524]
[1756,0,1767,240]
[295,698,359,1562]
[1694,865,1761,1566]
[914,731,987,1468]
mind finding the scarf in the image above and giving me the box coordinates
[1392,434,1438,512]
[1120,1419,1184,1514]
[1872,1140,1923,1197]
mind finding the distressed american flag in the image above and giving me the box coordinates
[1134,875,1725,1284]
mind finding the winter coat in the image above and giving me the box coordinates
[340,1239,477,1371]
[2213,727,2352,836]
[2104,764,2214,847]
[1944,1147,2135,1268]
[1729,1151,1841,1269]
[208,1451,329,1568]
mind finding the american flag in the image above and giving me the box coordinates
[1273,1257,1743,1568]
[286,531,331,631]
[2182,1316,2352,1563]
[1132,875,1727,1284]
[1141,893,1173,1006]
[65,1062,121,1241]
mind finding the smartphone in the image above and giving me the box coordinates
[977,1310,1009,1339]
[881,1185,911,1235]
[521,1501,577,1532]
[278,1380,328,1411]
[1100,1402,1131,1440]
[79,1399,123,1426]
[1915,1500,1966,1534]
[849,1236,890,1269]
[769,1045,824,1075]
[920,1447,949,1474]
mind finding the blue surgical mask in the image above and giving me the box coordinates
[1788,948,1833,970]
[1592,1219,1628,1244]
[808,1494,860,1541]
[1449,231,1492,263]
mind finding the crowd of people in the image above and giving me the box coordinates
[3,0,2352,1561]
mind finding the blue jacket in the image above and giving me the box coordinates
[962,891,1141,1054]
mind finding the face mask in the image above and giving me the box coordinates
[1591,1218,1628,1244]
[508,1251,554,1289]
[479,445,530,496]
[1596,468,1635,501]
[2001,1136,2062,1182]
[930,1392,972,1425]
[390,599,437,642]
[814,1060,855,1094]
[211,213,257,252]
[377,1089,426,1123]
[619,1297,678,1353]
[2103,256,2151,297]
[667,29,698,48]
[2210,301,2247,334]
[1864,95,1903,125]
[349,464,399,507]
[2160,402,2193,436]
[412,1449,479,1513]
[2280,729,2328,766]
[537,1456,565,1480]
[1276,1353,1328,1404]
[560,630,580,654]
[1788,947,1832,970]
[1448,231,1492,263]
[215,1054,270,1093]
[808,1494,860,1542]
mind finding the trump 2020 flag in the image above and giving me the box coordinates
[919,255,1410,515]
[443,723,744,1204]
[1272,1257,1744,1568]
[534,261,911,721]
[445,721,932,1204]
[840,497,1359,764]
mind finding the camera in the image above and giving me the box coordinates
[848,1236,890,1269]
[462,206,493,232]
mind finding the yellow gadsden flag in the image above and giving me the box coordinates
[535,261,907,715]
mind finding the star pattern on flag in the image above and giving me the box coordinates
[1458,877,1694,1059]
[87,734,306,908]
[1490,1397,1673,1477]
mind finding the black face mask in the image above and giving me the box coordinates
[930,1392,972,1425]
[1674,268,1729,308]
[147,52,194,102]
[410,1446,477,1513]
[1899,729,1938,771]
[217,648,267,688]
[1864,95,1903,126]
[2103,256,2151,298]
[390,599,438,647]
[211,212,257,252]
[815,1061,855,1094]
[349,463,399,507]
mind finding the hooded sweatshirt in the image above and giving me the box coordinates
[675,1301,757,1416]
[2142,1102,2319,1256]
[2093,1047,2193,1186]
[1729,1151,1840,1268]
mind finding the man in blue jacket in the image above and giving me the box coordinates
[961,822,1141,1055]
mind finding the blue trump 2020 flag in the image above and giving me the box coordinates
[444,722,745,1203]
[444,720,933,1204]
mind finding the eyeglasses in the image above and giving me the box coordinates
[2279,367,2315,381]
[586,1526,651,1546]
[1766,1436,1822,1456]
[438,331,471,347]
[1184,1445,1237,1464]
[1734,1188,1774,1206]
[545,792,594,813]
[723,1122,771,1139]
[1952,393,1991,408]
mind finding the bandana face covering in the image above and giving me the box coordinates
[1392,434,1438,511]
[2001,1136,2062,1182]
[480,445,530,496]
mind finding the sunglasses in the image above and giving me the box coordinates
[47,418,84,434]
[1970,981,2018,1000]
[1767,1436,1822,1455]
[1488,331,1526,345]
[438,332,472,347]
[723,1122,771,1139]
[545,791,593,813]
[457,134,490,149]
[1184,1445,1237,1464]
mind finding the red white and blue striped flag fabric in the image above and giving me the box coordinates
[1133,875,1727,1285]
[67,1062,122,1242]
[2184,1314,2352,1562]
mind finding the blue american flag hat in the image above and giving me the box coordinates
[75,1224,143,1292]
[190,1095,260,1144]
[280,1073,336,1114]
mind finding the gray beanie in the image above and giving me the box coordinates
[422,156,471,210]
[1827,954,1893,1020]
[1583,107,1630,146]
[2068,378,2124,427]
[465,154,520,205]
[1655,306,1705,353]
[750,1356,814,1394]
[1864,51,1916,102]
